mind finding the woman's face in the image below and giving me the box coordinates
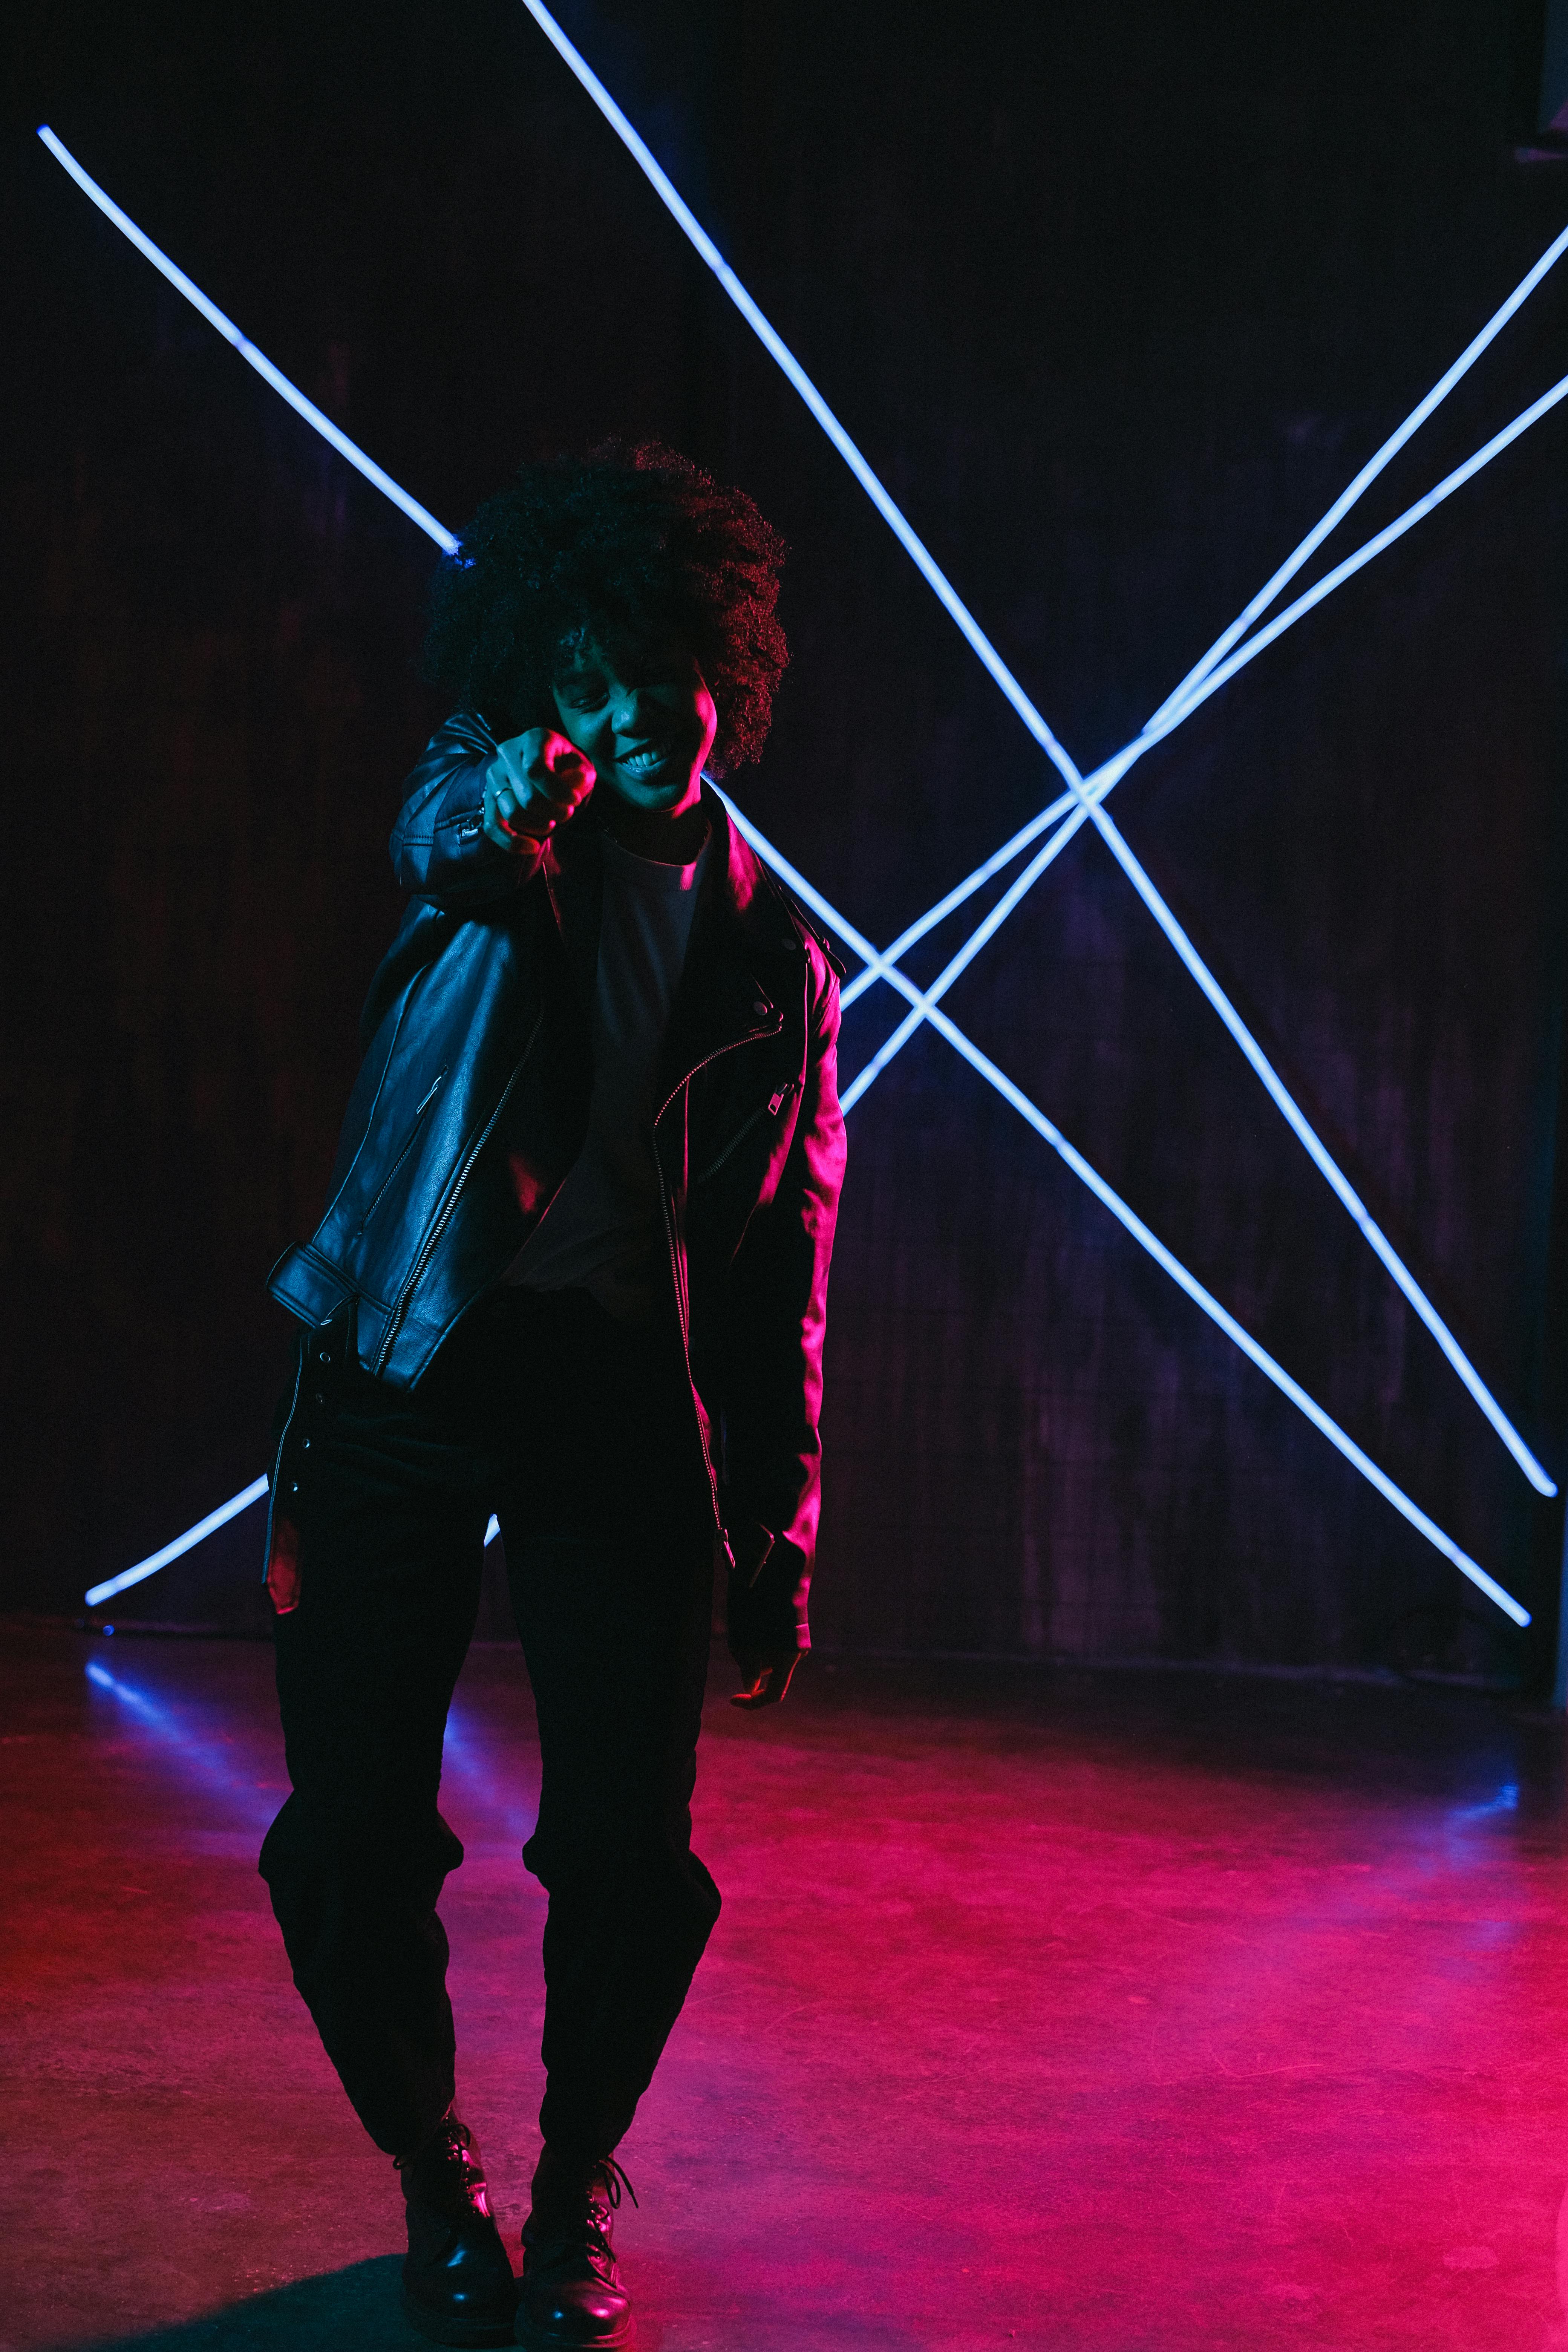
[550,628,718,817]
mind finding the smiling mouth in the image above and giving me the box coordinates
[617,740,680,778]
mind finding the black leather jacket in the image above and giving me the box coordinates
[265,712,847,1620]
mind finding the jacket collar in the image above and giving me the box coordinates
[540,784,798,1109]
[658,787,796,1110]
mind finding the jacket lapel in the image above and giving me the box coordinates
[546,789,793,1115]
[655,791,790,1115]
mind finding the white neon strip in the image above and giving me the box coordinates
[838,810,1093,1110]
[517,3,1568,1014]
[843,328,1568,1014]
[718,791,880,964]
[1070,380,1568,1491]
[1134,372,1568,758]
[849,215,1568,993]
[36,127,461,557]
[510,12,1560,1492]
[847,365,1568,1031]
[517,3,1081,795]
[1147,216,1568,730]
[836,381,1568,1491]
[84,1474,271,1608]
[51,132,1542,1608]
[724,798,1530,1624]
[918,1004,1531,1626]
[1086,791,1560,1493]
[838,787,1078,1010]
[85,1486,500,1611]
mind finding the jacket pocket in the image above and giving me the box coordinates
[694,1078,799,1187]
[352,1068,447,1236]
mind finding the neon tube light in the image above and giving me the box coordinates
[40,116,1559,1495]
[87,870,1536,1628]
[841,218,1568,1009]
[517,4,1084,794]
[84,1488,499,1611]
[84,1473,270,1607]
[839,352,1568,1016]
[44,135,1542,1616]
[76,779,1540,1625]
[1147,220,1568,732]
[838,789,1078,1011]
[921,1003,1531,1625]
[843,370,1568,1059]
[835,384,1568,1494]
[37,127,460,557]
[838,812,1093,1112]
[509,13,1564,1498]
[722,796,1531,1626]
[845,350,1568,1014]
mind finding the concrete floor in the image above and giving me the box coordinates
[4,1622,1568,2350]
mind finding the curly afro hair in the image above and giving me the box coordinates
[424,441,788,775]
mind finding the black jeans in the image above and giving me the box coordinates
[258,1287,721,2162]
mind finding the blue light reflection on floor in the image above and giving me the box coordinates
[1449,1780,1522,1827]
[83,1657,281,1832]
[81,1655,542,1854]
[441,1694,539,1853]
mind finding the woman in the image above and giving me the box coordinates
[257,441,846,2349]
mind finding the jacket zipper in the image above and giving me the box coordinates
[692,1077,799,1187]
[372,1013,544,1375]
[314,985,419,1230]
[352,1068,447,1236]
[654,1016,781,1526]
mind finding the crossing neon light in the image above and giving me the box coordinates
[720,795,1533,1629]
[1145,215,1568,732]
[835,383,1568,1494]
[84,1474,270,1608]
[513,11,1563,1503]
[36,128,459,557]
[38,128,1545,1620]
[516,4,1083,793]
[840,361,1568,1020]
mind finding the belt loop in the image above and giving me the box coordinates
[313,1295,356,1378]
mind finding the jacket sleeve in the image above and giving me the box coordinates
[389,711,548,910]
[720,936,847,1645]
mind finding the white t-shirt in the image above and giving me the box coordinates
[507,827,711,1320]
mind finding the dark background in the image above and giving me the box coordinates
[3,0,1566,1678]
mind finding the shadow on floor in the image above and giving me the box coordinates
[62,2262,681,2352]
[67,2258,426,2351]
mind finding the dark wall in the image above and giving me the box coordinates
[4,0,1566,1673]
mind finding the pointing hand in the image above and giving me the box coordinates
[483,727,596,852]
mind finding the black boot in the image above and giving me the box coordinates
[397,2110,520,2347]
[515,2151,636,2349]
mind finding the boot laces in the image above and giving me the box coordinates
[396,2116,490,2216]
[527,2154,638,2266]
[580,2156,637,2253]
[592,2156,638,2215]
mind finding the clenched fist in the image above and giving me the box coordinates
[483,727,596,852]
